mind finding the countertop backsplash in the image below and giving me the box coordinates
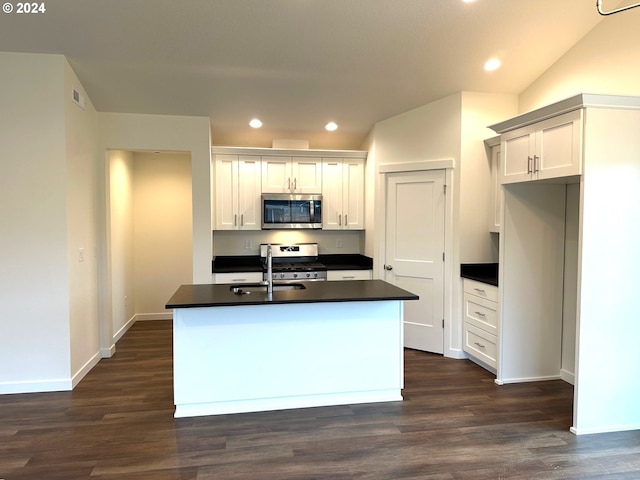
[212,230,365,256]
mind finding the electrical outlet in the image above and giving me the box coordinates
[245,239,252,250]
[336,239,343,248]
[78,247,85,262]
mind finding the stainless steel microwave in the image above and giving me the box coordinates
[261,194,322,230]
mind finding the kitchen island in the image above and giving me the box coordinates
[166,280,418,418]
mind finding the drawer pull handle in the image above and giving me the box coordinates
[474,341,486,349]
[473,288,486,294]
[474,311,486,317]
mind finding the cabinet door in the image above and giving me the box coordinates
[501,127,535,184]
[261,156,291,193]
[489,144,502,232]
[342,159,364,230]
[237,156,261,230]
[292,157,322,193]
[535,110,583,180]
[321,159,344,230]
[214,155,238,230]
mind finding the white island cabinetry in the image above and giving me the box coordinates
[167,280,416,418]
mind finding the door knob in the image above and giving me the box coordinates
[384,264,393,271]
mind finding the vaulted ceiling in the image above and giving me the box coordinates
[0,0,605,149]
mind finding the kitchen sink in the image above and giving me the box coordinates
[230,283,306,294]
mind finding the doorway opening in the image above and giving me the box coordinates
[106,150,192,345]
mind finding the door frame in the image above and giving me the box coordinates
[375,159,455,357]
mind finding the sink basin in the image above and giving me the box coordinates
[230,283,306,294]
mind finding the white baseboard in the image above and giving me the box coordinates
[571,422,640,435]
[71,351,101,388]
[113,315,137,343]
[101,344,116,358]
[560,368,575,385]
[134,312,173,321]
[0,312,173,396]
[0,378,72,395]
[495,374,561,385]
[444,347,467,360]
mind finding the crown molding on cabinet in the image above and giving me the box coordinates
[211,146,368,159]
[489,93,640,134]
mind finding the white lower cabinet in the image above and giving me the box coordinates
[327,270,372,281]
[462,279,498,370]
[213,272,262,284]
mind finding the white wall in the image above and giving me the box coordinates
[0,53,69,392]
[64,59,101,382]
[108,150,135,339]
[133,152,192,317]
[0,52,100,393]
[459,92,518,262]
[519,7,640,112]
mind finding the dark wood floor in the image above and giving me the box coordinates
[2,320,640,480]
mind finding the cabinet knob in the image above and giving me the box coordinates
[384,264,393,271]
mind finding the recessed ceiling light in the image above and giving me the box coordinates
[462,0,477,3]
[325,122,338,131]
[484,58,501,72]
[249,118,262,128]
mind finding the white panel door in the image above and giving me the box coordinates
[384,170,445,353]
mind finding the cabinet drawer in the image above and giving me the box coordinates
[463,323,497,368]
[464,293,498,334]
[213,272,263,284]
[463,279,498,303]
[327,270,372,281]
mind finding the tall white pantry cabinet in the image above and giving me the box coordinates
[490,94,640,435]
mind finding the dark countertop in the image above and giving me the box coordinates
[320,254,373,270]
[212,254,373,273]
[460,263,499,286]
[166,279,417,309]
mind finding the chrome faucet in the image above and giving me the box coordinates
[265,243,273,294]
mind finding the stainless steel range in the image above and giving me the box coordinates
[260,243,327,282]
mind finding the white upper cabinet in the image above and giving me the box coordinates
[214,155,261,230]
[500,110,583,184]
[261,156,322,193]
[322,158,364,230]
[212,147,367,230]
